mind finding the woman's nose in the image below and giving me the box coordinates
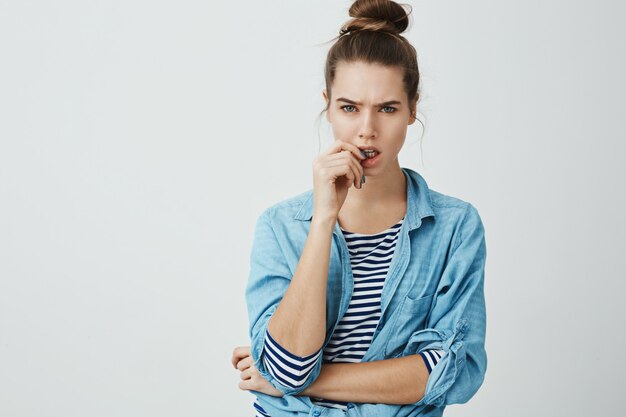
[358,111,377,139]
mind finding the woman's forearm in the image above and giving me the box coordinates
[297,355,429,405]
[267,216,335,357]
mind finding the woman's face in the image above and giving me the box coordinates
[323,61,417,175]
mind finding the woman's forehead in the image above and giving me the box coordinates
[332,61,406,102]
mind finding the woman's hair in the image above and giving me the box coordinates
[316,0,426,162]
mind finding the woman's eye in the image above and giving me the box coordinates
[341,105,357,113]
[340,105,397,113]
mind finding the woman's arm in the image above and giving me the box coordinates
[297,354,432,405]
[246,210,338,396]
[267,142,364,358]
[267,216,335,357]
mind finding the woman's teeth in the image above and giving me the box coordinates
[362,150,379,159]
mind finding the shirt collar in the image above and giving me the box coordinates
[294,167,435,230]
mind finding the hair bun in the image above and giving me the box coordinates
[340,0,411,36]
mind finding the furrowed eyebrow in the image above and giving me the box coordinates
[336,97,402,106]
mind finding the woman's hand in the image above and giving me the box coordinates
[312,140,365,221]
[232,345,284,397]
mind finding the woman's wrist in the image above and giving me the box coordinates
[311,212,337,230]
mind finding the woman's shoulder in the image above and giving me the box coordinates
[431,188,484,223]
[429,189,467,208]
[256,188,314,223]
[423,187,485,242]
[415,177,484,235]
[405,167,482,217]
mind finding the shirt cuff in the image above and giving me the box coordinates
[418,348,446,373]
[262,328,323,389]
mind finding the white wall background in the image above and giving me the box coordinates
[1,1,624,416]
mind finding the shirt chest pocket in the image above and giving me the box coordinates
[384,292,435,358]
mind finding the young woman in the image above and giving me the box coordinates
[232,1,487,416]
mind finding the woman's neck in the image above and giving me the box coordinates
[337,164,407,234]
[344,162,407,209]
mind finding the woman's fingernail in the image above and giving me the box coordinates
[359,150,366,159]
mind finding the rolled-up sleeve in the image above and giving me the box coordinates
[262,328,323,390]
[245,210,324,396]
[402,203,488,407]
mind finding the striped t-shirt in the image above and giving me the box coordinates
[254,217,445,416]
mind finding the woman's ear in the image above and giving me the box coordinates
[322,89,331,123]
[408,100,418,125]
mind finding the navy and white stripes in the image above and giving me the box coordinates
[419,348,445,373]
[262,327,323,389]
[253,217,445,416]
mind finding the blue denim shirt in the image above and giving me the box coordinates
[245,167,487,417]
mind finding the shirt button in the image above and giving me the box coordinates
[312,411,321,417]
[347,403,355,409]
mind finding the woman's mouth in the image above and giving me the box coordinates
[361,149,379,159]
[360,150,382,167]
